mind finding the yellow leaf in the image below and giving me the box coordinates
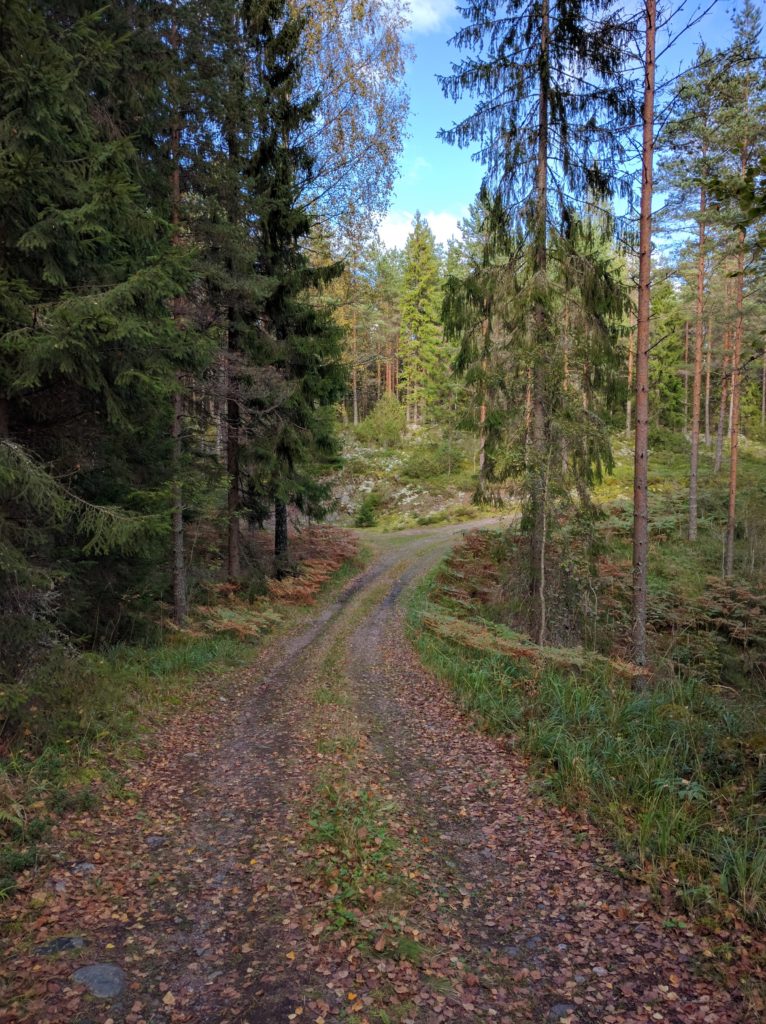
[347,992,357,1001]
[286,950,297,961]
[162,992,176,1006]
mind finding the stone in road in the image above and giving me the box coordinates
[0,523,757,1023]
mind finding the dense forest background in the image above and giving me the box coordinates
[2,0,765,675]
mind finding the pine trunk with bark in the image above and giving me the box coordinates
[724,234,745,577]
[171,388,187,622]
[169,62,188,625]
[528,0,550,646]
[715,327,731,473]
[351,311,359,426]
[626,328,634,434]
[704,321,711,446]
[683,320,689,433]
[225,124,241,584]
[688,188,706,541]
[631,0,656,671]
[226,360,241,582]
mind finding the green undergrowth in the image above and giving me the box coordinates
[306,773,407,932]
[410,579,766,928]
[304,626,419,956]
[341,427,482,532]
[595,436,766,607]
[0,545,368,899]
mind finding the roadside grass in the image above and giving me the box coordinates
[407,440,766,930]
[0,537,368,899]
[411,589,766,927]
[0,633,254,897]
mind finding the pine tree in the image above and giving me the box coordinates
[631,0,656,670]
[371,246,405,397]
[715,0,766,577]
[658,45,722,540]
[440,0,636,642]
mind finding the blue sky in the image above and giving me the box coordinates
[378,0,745,250]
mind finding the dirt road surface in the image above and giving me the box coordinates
[1,523,756,1024]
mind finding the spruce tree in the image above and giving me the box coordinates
[399,213,444,426]
[242,0,345,572]
[443,190,513,503]
[0,0,197,640]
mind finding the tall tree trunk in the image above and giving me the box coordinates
[724,233,745,577]
[477,318,489,497]
[761,347,765,428]
[351,311,359,426]
[728,378,734,437]
[216,344,227,458]
[0,397,8,438]
[631,0,656,671]
[528,0,550,646]
[226,359,241,582]
[274,497,288,574]
[688,188,706,540]
[168,41,187,625]
[683,319,689,434]
[626,325,634,433]
[352,365,359,426]
[524,369,533,442]
[171,389,187,622]
[225,121,241,583]
[714,327,731,473]
[704,319,711,446]
[478,397,487,468]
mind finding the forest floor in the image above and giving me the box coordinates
[1,520,760,1024]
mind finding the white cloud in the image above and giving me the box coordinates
[377,208,467,250]
[406,0,456,33]
[405,156,432,182]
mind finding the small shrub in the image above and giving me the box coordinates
[355,492,381,528]
[356,395,406,449]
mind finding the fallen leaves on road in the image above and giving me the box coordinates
[0,528,762,1024]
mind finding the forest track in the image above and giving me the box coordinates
[0,520,756,1024]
